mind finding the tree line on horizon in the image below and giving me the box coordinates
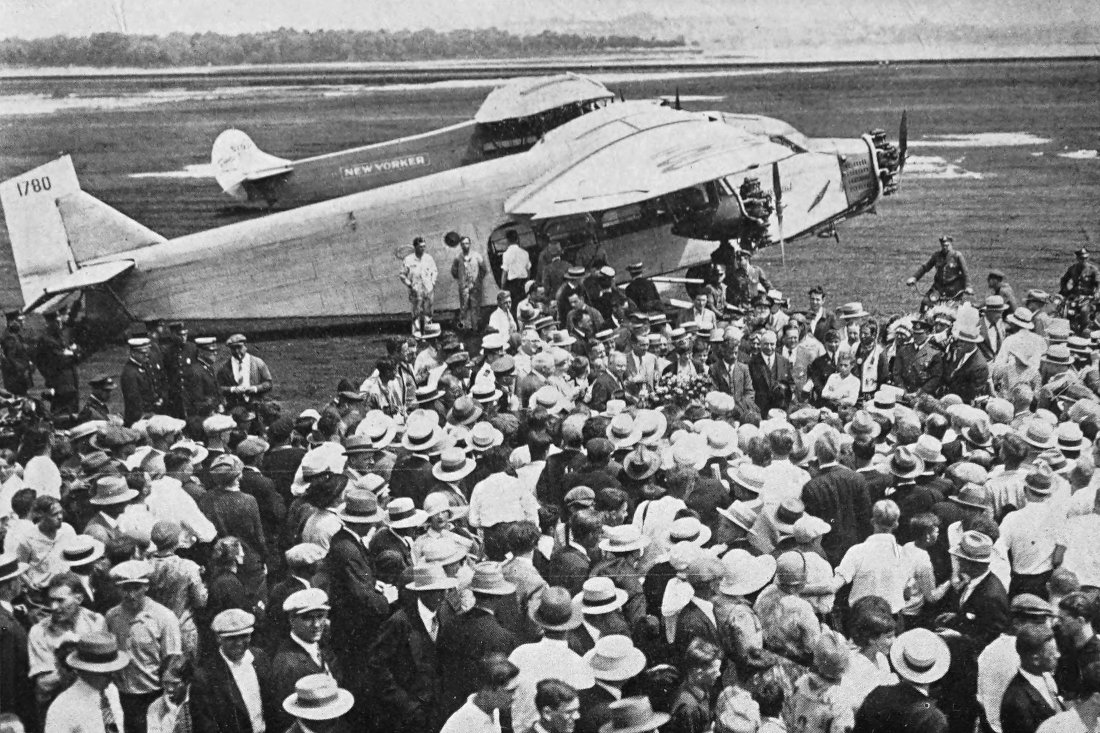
[0,28,686,67]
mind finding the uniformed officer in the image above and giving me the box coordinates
[907,235,970,306]
[624,262,662,313]
[36,310,81,414]
[0,311,34,396]
[160,321,198,418]
[182,336,222,418]
[77,376,115,422]
[1059,247,1100,299]
[119,337,164,426]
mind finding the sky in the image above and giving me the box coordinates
[3,0,1098,57]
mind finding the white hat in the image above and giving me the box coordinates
[282,674,354,721]
[573,577,628,615]
[283,588,330,615]
[583,635,647,681]
[290,443,347,496]
[890,628,951,684]
[598,525,650,554]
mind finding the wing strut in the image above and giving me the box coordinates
[772,161,786,268]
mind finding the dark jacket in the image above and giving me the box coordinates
[388,454,435,509]
[0,603,36,731]
[853,682,948,733]
[263,575,309,655]
[1000,671,1063,733]
[708,359,758,423]
[240,468,287,572]
[801,464,872,566]
[536,447,585,510]
[576,683,618,733]
[120,358,163,426]
[748,352,793,415]
[673,601,720,663]
[182,359,222,417]
[1055,634,1100,702]
[269,638,340,733]
[368,605,447,733]
[198,489,267,578]
[367,526,414,570]
[937,348,990,404]
[191,647,275,733]
[325,526,390,677]
[436,606,518,716]
[943,572,1010,651]
[588,369,624,413]
[35,323,78,395]
[1,328,34,395]
[545,545,592,597]
[262,446,307,507]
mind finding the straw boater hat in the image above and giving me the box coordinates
[622,446,661,482]
[67,632,131,674]
[666,517,712,547]
[1020,420,1058,450]
[0,553,28,584]
[283,674,355,721]
[1023,463,1055,495]
[406,563,460,592]
[420,537,468,567]
[1005,307,1035,330]
[913,435,946,465]
[583,635,647,682]
[354,410,398,448]
[384,497,427,530]
[335,489,385,525]
[706,423,739,459]
[718,549,776,597]
[211,609,256,637]
[601,697,671,733]
[60,536,105,569]
[837,302,870,319]
[530,586,584,631]
[470,380,503,405]
[599,525,651,555]
[889,628,950,685]
[606,414,644,450]
[530,386,568,414]
[423,492,469,522]
[401,416,443,453]
[432,447,476,483]
[573,577,629,615]
[770,498,806,535]
[468,422,504,453]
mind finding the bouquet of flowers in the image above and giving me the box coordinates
[651,372,713,407]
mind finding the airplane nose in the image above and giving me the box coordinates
[870,128,903,195]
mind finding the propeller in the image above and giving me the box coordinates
[772,162,786,268]
[898,110,909,174]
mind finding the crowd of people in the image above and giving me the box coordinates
[2,234,1100,733]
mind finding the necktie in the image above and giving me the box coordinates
[1044,674,1064,710]
[101,691,119,733]
[430,614,439,642]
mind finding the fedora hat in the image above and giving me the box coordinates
[622,446,661,481]
[354,410,398,448]
[401,416,443,454]
[1005,307,1035,330]
[549,330,577,347]
[170,439,209,467]
[447,396,483,427]
[335,489,385,524]
[0,553,28,584]
[888,447,925,480]
[949,483,990,511]
[531,586,584,631]
[432,447,476,483]
[961,422,993,448]
[469,562,516,595]
[412,321,442,340]
[889,628,950,685]
[342,435,374,455]
[470,381,503,404]
[384,497,427,529]
[837,302,870,320]
[1057,422,1086,452]
[530,386,567,414]
[954,325,983,344]
[716,500,759,532]
[468,421,504,452]
[574,577,629,615]
[406,563,460,592]
[420,537,468,567]
[950,530,994,563]
[606,413,644,449]
[706,422,739,458]
[666,517,712,547]
[283,674,355,721]
[599,525,651,554]
[60,536,105,569]
[845,410,882,440]
[982,294,1008,311]
[67,632,131,673]
[583,635,647,682]
[726,463,765,494]
[1024,462,1055,494]
[719,549,776,597]
[89,475,138,506]
[600,697,671,733]
[771,498,805,534]
[913,435,946,464]
[1021,420,1058,450]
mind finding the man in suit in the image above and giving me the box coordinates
[198,455,268,605]
[368,564,458,733]
[516,352,552,410]
[0,554,36,732]
[809,287,843,343]
[546,510,602,597]
[77,376,116,423]
[368,498,427,572]
[535,414,586,511]
[1000,625,1065,733]
[748,329,793,415]
[673,556,723,663]
[709,326,758,424]
[120,337,163,426]
[934,326,990,403]
[270,589,341,733]
[589,352,626,413]
[979,295,1009,361]
[854,628,950,733]
[1,311,34,396]
[36,310,80,415]
[182,337,223,418]
[217,334,273,410]
[236,437,286,578]
[192,609,275,733]
[435,563,519,717]
[800,429,872,566]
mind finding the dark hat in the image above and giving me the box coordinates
[988,269,1006,279]
[530,586,583,631]
[939,235,954,244]
[89,376,116,390]
[950,530,994,563]
[1076,247,1089,257]
[601,697,671,733]
[626,262,645,275]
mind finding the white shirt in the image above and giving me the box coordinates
[44,678,124,733]
[839,648,897,713]
[145,477,216,546]
[0,471,25,518]
[759,460,810,506]
[509,637,595,732]
[1035,710,1090,733]
[468,473,539,528]
[1058,513,1100,587]
[977,634,1019,733]
[440,695,499,733]
[1019,668,1061,711]
[24,454,61,500]
[418,599,438,642]
[220,650,266,733]
[231,353,252,389]
[291,633,324,669]
[998,500,1059,575]
[501,244,531,281]
[488,308,518,340]
[960,570,992,608]
[835,533,913,614]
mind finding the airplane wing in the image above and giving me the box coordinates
[23,260,135,312]
[505,113,795,220]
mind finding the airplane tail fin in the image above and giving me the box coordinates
[211,129,293,200]
[0,155,162,310]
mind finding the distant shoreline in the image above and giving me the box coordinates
[1,51,1097,80]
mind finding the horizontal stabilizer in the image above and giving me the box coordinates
[212,129,293,199]
[58,192,166,262]
[23,260,134,312]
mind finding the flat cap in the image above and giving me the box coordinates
[211,608,256,637]
[283,587,330,615]
[226,333,248,345]
[209,453,244,476]
[203,414,237,434]
[110,560,153,585]
[285,543,328,566]
[235,436,270,458]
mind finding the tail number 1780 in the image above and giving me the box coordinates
[15,176,52,197]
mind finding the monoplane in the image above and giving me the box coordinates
[0,99,906,334]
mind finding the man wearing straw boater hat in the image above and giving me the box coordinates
[83,475,139,546]
[368,564,459,732]
[44,631,131,733]
[282,674,354,733]
[575,634,648,733]
[854,628,950,733]
[190,609,274,733]
[508,586,594,732]
[367,496,427,570]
